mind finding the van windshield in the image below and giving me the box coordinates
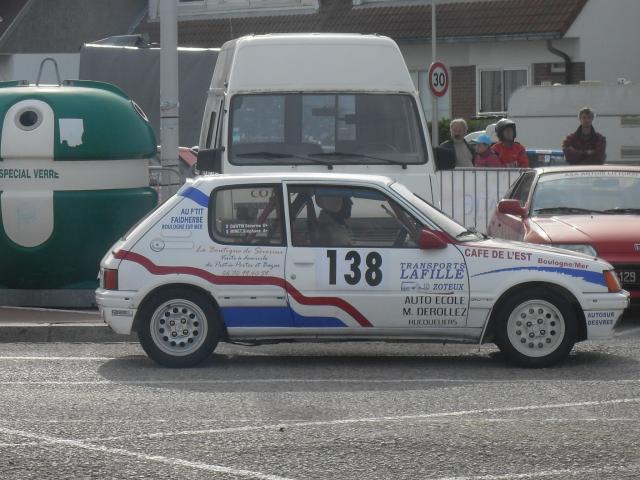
[228,93,427,166]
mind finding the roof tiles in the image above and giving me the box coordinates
[137,0,587,48]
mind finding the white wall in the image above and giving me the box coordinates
[149,0,318,20]
[399,38,577,119]
[566,0,640,83]
[0,54,80,84]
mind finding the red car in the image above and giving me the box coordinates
[488,166,640,301]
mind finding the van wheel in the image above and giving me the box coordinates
[137,288,221,367]
[494,287,577,368]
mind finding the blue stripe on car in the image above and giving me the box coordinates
[471,266,605,286]
[179,186,209,208]
[222,307,347,328]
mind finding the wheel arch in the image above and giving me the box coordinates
[132,283,228,339]
[481,281,587,344]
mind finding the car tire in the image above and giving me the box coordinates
[494,287,577,368]
[137,287,222,368]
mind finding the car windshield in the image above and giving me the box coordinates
[531,171,640,215]
[228,93,427,166]
[390,182,475,239]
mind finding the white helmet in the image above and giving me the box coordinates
[485,123,498,143]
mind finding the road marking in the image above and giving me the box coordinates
[614,325,640,337]
[0,442,42,447]
[5,417,638,427]
[0,356,115,361]
[4,416,638,447]
[0,426,294,480]
[89,397,640,442]
[434,463,640,479]
[1,378,639,386]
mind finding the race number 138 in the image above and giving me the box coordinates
[326,250,383,287]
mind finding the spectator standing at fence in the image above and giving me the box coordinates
[439,118,475,168]
[474,134,501,167]
[492,118,529,168]
[562,107,606,165]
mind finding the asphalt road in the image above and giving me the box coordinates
[1,326,639,480]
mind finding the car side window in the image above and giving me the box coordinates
[510,172,536,206]
[209,185,284,246]
[288,185,422,248]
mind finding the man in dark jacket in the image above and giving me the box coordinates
[439,118,475,168]
[562,107,606,165]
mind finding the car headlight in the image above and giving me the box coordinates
[552,244,598,256]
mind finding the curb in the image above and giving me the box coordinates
[1,323,137,343]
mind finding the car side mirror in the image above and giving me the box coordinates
[196,147,223,173]
[418,229,448,250]
[433,146,456,171]
[497,199,527,217]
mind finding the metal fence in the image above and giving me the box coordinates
[438,168,526,233]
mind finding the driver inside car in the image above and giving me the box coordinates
[315,194,354,246]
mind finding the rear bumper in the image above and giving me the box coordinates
[95,289,138,335]
[582,290,630,340]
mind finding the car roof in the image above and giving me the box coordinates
[536,165,640,175]
[191,172,396,188]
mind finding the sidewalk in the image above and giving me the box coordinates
[0,307,136,342]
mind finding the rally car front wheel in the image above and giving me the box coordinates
[137,287,222,367]
[494,287,578,368]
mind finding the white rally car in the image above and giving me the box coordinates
[96,173,629,368]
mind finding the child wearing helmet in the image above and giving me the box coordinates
[491,118,529,168]
[473,134,501,167]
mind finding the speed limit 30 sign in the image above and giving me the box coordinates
[428,61,449,97]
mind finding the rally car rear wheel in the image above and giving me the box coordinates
[494,288,577,368]
[137,288,221,367]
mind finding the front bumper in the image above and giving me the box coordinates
[582,290,630,340]
[95,288,139,335]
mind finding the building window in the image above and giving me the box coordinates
[478,68,528,114]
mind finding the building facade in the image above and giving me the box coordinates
[140,0,639,122]
[1,0,638,123]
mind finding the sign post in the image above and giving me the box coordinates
[429,61,449,148]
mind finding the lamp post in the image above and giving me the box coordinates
[159,0,180,201]
[431,0,438,148]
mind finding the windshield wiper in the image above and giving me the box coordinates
[310,151,409,169]
[235,151,334,169]
[601,208,640,214]
[534,206,603,214]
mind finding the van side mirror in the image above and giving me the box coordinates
[418,229,448,249]
[433,146,455,171]
[196,148,223,173]
[497,199,527,218]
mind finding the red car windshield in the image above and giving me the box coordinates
[531,171,640,215]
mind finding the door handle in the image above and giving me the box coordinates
[293,260,315,266]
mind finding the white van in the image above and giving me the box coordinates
[196,33,440,204]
